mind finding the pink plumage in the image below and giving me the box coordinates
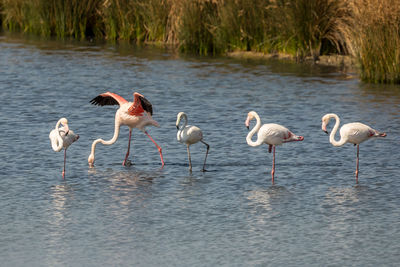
[88,92,164,168]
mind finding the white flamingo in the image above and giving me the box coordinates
[49,118,79,179]
[321,113,386,183]
[245,111,304,184]
[88,92,164,168]
[176,112,209,172]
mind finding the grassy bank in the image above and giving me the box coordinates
[1,0,400,84]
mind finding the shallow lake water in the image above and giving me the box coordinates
[1,34,400,266]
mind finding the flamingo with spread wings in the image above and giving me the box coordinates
[88,92,164,168]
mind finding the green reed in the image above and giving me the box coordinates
[216,0,271,53]
[1,0,400,83]
[177,0,220,55]
[345,0,400,83]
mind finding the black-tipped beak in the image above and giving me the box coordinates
[246,126,249,130]
[176,126,179,130]
[324,130,328,134]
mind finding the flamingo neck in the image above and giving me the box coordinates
[246,112,264,147]
[88,114,121,166]
[51,119,64,152]
[328,113,348,147]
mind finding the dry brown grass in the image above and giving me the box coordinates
[2,0,400,83]
[342,0,400,83]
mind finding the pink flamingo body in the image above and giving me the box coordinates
[49,118,79,179]
[88,92,164,167]
[321,113,386,182]
[245,111,304,184]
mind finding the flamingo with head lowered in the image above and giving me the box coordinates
[176,112,210,172]
[321,113,386,183]
[245,111,304,184]
[88,92,164,168]
[49,118,79,179]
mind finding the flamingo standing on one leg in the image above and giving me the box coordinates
[176,112,210,172]
[88,92,164,168]
[49,118,79,179]
[245,111,304,184]
[321,113,386,183]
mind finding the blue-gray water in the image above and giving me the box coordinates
[1,34,400,266]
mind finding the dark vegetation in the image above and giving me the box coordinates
[1,0,399,83]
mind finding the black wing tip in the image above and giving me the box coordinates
[90,95,118,106]
[139,95,153,115]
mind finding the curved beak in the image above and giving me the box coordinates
[321,123,328,135]
[245,117,250,130]
[176,125,179,130]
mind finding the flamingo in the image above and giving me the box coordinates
[176,112,210,172]
[49,118,79,179]
[321,113,386,183]
[88,92,164,168]
[245,111,304,184]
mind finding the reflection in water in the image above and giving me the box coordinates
[49,184,73,228]
[358,83,400,106]
[107,170,155,208]
[321,186,364,235]
[106,169,161,234]
[46,184,75,265]
[246,186,291,221]
[324,186,360,208]
[179,172,205,187]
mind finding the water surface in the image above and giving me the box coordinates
[1,34,400,266]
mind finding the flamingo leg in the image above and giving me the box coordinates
[200,140,209,172]
[122,129,132,166]
[144,130,165,167]
[271,145,275,184]
[62,148,67,179]
[187,144,192,172]
[355,144,359,183]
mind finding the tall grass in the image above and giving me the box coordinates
[178,0,219,54]
[1,0,400,83]
[217,0,271,52]
[272,0,351,59]
[343,0,400,83]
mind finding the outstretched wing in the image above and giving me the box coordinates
[139,95,153,116]
[90,92,128,106]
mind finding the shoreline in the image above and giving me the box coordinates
[227,51,357,72]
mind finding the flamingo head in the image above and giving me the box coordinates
[88,154,95,168]
[176,112,187,129]
[321,114,330,134]
[60,118,69,135]
[245,111,256,130]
